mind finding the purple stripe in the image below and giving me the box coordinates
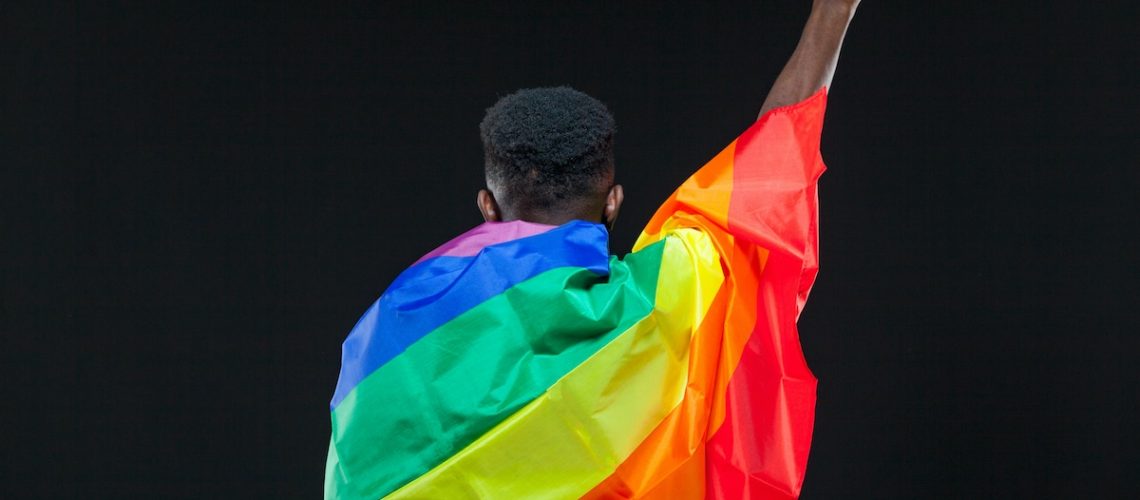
[413,220,557,264]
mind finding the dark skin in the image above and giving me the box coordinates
[479,0,859,227]
[477,184,624,229]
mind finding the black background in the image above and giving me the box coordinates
[5,1,1138,498]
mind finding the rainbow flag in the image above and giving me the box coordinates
[326,89,828,499]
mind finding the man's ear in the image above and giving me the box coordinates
[477,189,502,222]
[603,184,624,230]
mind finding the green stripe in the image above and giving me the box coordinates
[325,240,667,500]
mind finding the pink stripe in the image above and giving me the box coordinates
[414,220,557,264]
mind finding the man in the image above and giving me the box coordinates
[326,1,860,498]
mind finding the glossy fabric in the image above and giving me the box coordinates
[325,89,828,499]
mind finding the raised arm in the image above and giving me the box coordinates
[758,0,860,117]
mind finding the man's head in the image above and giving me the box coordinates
[477,86,623,228]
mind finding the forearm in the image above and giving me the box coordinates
[758,0,859,117]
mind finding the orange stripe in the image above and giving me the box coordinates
[587,141,772,498]
[701,88,827,498]
[632,138,734,252]
[588,89,827,498]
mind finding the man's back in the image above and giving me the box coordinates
[326,1,861,497]
[328,218,721,497]
[327,90,831,498]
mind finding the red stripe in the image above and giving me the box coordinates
[704,89,826,498]
[704,252,817,498]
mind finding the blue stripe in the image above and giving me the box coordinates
[330,220,610,409]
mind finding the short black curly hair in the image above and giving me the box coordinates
[480,86,616,214]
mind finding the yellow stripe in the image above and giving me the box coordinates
[386,229,724,499]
